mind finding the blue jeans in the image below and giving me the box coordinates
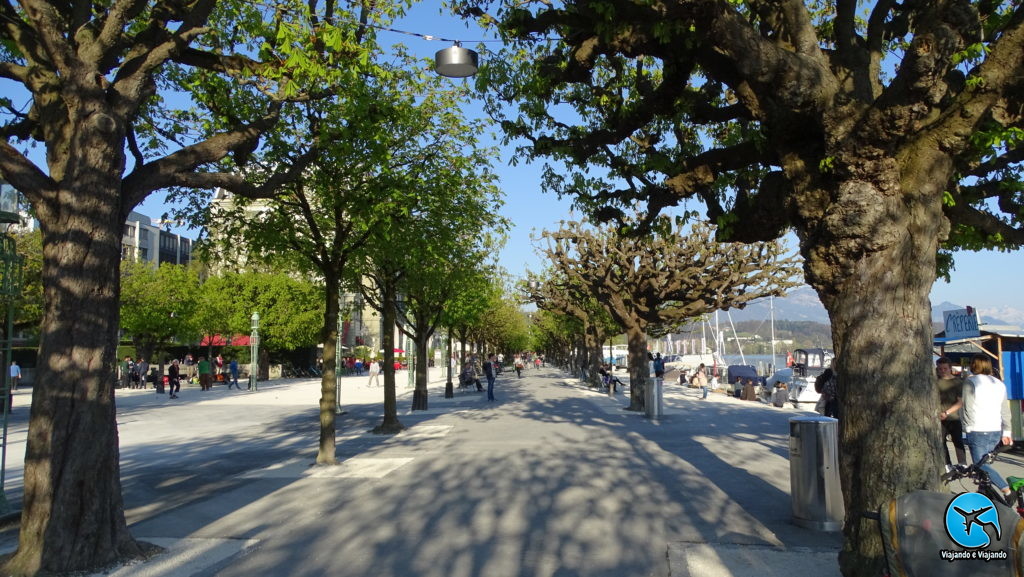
[486,375,496,401]
[965,431,1008,491]
[701,386,708,399]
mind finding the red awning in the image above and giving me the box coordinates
[199,334,252,346]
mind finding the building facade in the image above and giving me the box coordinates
[122,211,192,266]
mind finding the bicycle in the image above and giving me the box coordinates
[865,444,1024,577]
[941,444,1024,513]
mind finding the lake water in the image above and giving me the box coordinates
[722,354,789,376]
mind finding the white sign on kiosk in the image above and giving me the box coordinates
[943,307,980,340]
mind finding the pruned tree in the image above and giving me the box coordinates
[524,270,616,392]
[540,218,799,410]
[0,0,393,570]
[464,0,1024,571]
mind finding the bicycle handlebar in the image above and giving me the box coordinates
[941,442,1014,484]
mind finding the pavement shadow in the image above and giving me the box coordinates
[177,369,838,577]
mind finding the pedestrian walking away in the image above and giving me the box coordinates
[136,358,149,390]
[944,353,1015,504]
[484,353,498,401]
[227,358,241,390]
[9,361,20,391]
[167,359,181,399]
[652,352,665,380]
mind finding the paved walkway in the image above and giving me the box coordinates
[0,367,1003,576]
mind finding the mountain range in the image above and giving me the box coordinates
[728,286,1024,328]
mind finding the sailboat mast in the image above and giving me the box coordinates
[770,296,777,372]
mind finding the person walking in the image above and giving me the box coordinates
[136,358,149,389]
[944,353,1014,505]
[652,353,665,381]
[167,359,181,399]
[484,353,498,401]
[936,357,967,466]
[514,356,524,378]
[197,356,212,391]
[367,359,381,387]
[9,361,20,391]
[227,358,241,390]
[693,363,708,400]
[814,363,839,418]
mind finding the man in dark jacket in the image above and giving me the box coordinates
[484,353,498,401]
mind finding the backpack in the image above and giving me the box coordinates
[815,369,834,394]
[876,490,1024,577]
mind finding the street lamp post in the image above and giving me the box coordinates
[249,311,260,391]
[444,331,454,398]
[335,292,349,415]
[0,184,23,514]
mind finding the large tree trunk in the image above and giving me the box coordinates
[5,187,146,574]
[411,330,430,411]
[316,277,340,464]
[800,157,947,577]
[625,323,647,411]
[373,286,403,434]
[585,323,605,391]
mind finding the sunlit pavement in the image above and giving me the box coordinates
[0,367,1000,576]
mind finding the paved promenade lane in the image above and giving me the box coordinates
[0,369,848,576]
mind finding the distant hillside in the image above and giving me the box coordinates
[726,286,830,324]
[730,319,834,351]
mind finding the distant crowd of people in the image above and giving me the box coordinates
[118,353,244,399]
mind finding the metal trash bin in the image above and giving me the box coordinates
[646,377,663,419]
[789,416,844,530]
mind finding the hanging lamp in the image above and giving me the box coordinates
[434,42,479,78]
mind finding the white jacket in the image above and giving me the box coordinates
[961,374,1012,436]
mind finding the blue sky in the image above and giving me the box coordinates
[126,0,1018,312]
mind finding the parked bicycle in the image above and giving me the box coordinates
[941,443,1024,513]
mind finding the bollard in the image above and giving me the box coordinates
[645,377,663,420]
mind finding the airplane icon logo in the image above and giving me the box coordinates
[945,493,1003,549]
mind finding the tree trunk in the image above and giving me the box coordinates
[584,323,604,389]
[801,161,947,577]
[5,189,146,574]
[316,278,339,464]
[831,261,943,576]
[373,286,403,434]
[258,348,270,381]
[411,331,430,411]
[625,323,647,411]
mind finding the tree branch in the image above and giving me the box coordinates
[122,106,282,204]
[0,141,57,204]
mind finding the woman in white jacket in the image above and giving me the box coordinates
[943,353,1013,503]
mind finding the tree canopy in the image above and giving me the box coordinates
[0,0,415,571]
[536,217,798,409]
[463,0,1024,574]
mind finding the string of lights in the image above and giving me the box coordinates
[365,23,502,45]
